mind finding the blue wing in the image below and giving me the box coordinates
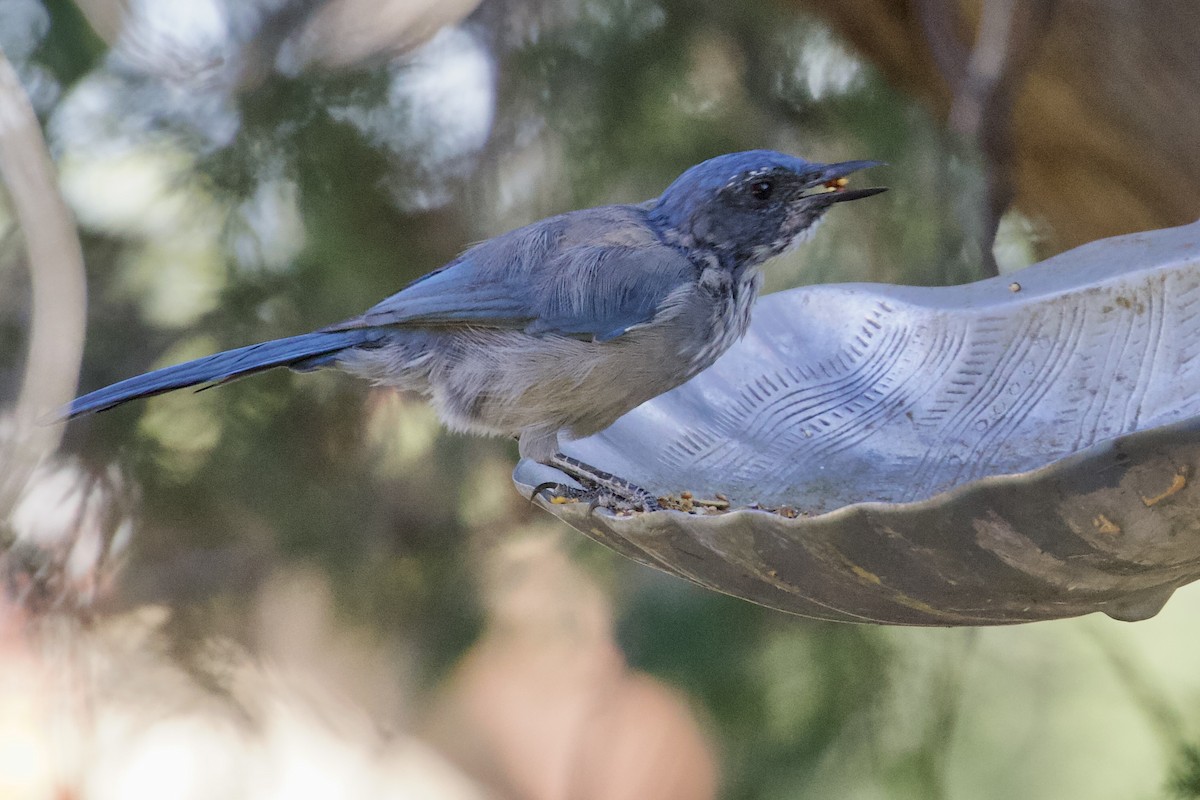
[327,205,696,341]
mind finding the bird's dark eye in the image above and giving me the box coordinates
[749,178,775,201]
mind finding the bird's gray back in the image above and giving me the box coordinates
[331,205,698,341]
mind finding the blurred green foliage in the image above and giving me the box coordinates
[1171,744,1200,799]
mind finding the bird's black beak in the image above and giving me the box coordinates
[802,160,887,204]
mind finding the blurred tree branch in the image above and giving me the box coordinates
[801,0,1200,254]
[919,0,1055,276]
[70,0,483,85]
[0,52,86,517]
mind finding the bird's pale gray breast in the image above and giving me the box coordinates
[683,266,764,370]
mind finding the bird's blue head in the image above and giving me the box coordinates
[649,150,885,272]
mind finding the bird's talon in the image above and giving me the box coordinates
[529,480,560,502]
[544,453,664,512]
[530,480,588,505]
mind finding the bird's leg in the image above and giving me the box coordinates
[531,453,662,512]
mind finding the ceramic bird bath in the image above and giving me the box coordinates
[514,221,1200,625]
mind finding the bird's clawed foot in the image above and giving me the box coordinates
[529,454,662,512]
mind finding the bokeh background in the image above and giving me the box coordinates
[2,0,1200,798]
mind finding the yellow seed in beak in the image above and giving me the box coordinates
[823,177,850,190]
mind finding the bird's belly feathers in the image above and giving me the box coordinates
[434,327,707,438]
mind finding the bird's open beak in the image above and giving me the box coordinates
[802,160,887,204]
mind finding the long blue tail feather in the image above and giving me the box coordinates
[61,329,385,419]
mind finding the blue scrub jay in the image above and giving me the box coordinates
[63,150,884,508]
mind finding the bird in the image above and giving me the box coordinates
[61,150,885,509]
